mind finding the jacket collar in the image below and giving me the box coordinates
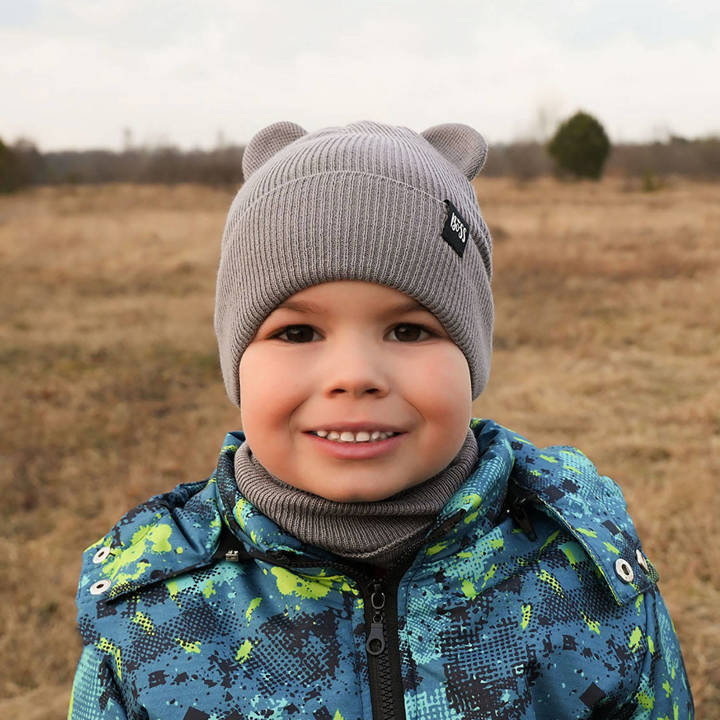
[100,478,224,601]
[98,419,654,608]
[212,418,512,568]
[212,420,657,605]
[507,433,658,604]
[101,419,512,599]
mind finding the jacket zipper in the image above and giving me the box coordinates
[216,510,467,720]
[361,570,406,720]
[358,511,467,720]
[365,580,387,656]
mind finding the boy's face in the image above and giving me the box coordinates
[238,281,472,502]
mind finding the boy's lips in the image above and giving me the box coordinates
[304,431,406,459]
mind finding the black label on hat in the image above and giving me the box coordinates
[441,199,470,258]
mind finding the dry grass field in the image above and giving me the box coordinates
[0,178,718,717]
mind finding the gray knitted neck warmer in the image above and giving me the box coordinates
[233,428,479,567]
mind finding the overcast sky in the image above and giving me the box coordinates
[2,0,719,151]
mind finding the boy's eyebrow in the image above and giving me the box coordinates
[275,298,430,316]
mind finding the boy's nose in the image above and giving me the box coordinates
[329,383,385,398]
[317,346,392,398]
[323,370,390,399]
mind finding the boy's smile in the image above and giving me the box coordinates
[238,280,472,502]
[303,428,407,460]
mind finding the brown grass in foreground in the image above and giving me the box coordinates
[0,179,718,716]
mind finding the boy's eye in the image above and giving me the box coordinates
[390,323,433,342]
[270,323,434,343]
[272,325,318,343]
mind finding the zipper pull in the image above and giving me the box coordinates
[365,581,386,656]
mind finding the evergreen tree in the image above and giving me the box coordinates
[547,111,611,179]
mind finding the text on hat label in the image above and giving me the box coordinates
[441,199,470,258]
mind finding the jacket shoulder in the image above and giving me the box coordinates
[76,478,221,618]
[505,429,659,605]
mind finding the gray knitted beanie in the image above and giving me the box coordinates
[214,120,494,408]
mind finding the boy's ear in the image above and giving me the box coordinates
[242,121,307,180]
[420,123,488,180]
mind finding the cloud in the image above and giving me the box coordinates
[1,0,718,150]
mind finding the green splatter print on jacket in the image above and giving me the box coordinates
[69,419,693,719]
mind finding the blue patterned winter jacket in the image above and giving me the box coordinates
[69,418,693,719]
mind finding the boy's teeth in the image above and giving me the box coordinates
[314,430,397,443]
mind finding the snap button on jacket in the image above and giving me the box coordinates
[69,419,693,719]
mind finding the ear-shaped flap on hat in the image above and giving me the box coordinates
[242,121,307,180]
[421,123,488,180]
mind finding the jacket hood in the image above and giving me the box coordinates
[81,419,511,601]
[79,418,657,607]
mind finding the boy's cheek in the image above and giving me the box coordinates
[239,348,295,398]
[416,346,472,398]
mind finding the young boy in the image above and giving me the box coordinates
[68,120,693,719]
